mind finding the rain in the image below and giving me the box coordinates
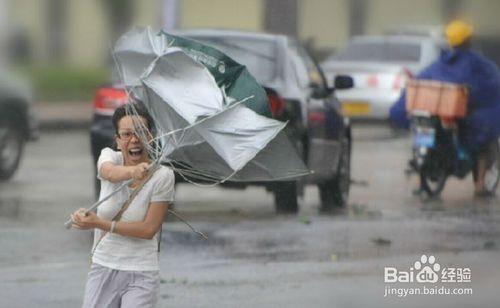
[1,1,499,307]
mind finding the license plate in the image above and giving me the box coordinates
[413,129,435,148]
[341,102,371,116]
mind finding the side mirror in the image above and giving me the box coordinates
[309,80,330,98]
[334,75,354,90]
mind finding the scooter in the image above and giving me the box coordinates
[409,111,500,197]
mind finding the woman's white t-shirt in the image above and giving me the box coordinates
[92,148,175,271]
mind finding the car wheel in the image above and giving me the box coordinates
[318,137,350,212]
[0,119,24,181]
[273,181,298,214]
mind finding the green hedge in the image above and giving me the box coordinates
[19,66,109,102]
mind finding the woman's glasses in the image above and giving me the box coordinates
[118,130,151,140]
[117,131,138,140]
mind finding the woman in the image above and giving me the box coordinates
[71,104,174,307]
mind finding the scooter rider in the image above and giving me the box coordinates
[390,19,500,196]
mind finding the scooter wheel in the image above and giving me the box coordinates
[483,139,500,194]
[420,169,447,197]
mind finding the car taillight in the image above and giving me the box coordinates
[93,87,128,116]
[308,111,325,124]
[393,68,413,90]
[266,90,285,118]
[367,74,379,88]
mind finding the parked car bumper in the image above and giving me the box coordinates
[336,88,402,119]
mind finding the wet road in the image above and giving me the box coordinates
[0,127,499,307]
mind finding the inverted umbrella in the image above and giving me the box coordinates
[113,27,309,182]
[64,27,309,229]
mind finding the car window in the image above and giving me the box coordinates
[185,36,277,84]
[288,41,325,89]
[332,40,422,63]
[288,47,309,88]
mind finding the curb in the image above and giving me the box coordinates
[39,120,91,131]
[37,101,92,131]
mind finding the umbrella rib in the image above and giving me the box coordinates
[166,162,222,187]
[150,94,288,185]
[167,159,228,181]
[149,94,254,143]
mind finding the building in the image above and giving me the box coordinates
[3,0,499,67]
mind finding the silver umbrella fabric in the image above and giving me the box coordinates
[113,27,309,182]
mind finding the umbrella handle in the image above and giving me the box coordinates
[63,208,93,229]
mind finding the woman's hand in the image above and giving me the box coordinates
[100,161,150,183]
[71,208,101,230]
[131,162,149,180]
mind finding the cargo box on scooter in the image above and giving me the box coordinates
[406,80,468,119]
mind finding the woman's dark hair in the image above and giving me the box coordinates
[112,103,154,135]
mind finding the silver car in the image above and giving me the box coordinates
[321,35,444,119]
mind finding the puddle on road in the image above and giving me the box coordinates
[162,224,314,262]
[409,196,500,221]
[0,196,58,223]
[162,197,500,264]
[162,229,229,248]
[0,198,21,219]
[347,203,383,219]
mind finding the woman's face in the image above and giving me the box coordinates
[115,115,151,166]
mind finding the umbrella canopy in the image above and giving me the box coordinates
[113,27,309,182]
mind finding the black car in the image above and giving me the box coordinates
[0,71,38,180]
[91,30,353,213]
